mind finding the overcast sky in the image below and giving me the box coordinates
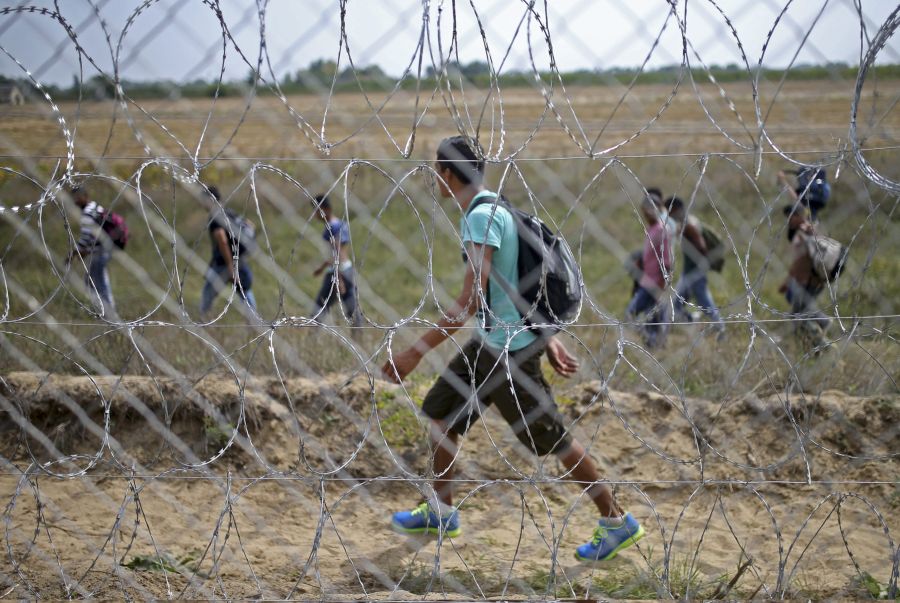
[0,0,897,87]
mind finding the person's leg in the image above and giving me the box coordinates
[786,279,830,330]
[243,289,257,311]
[490,345,619,516]
[645,293,666,349]
[429,420,459,506]
[625,286,655,320]
[627,287,661,348]
[805,284,830,330]
[235,265,257,313]
[785,279,829,348]
[339,267,363,329]
[87,250,114,313]
[490,341,644,562]
[690,274,723,326]
[312,270,337,318]
[200,264,229,316]
[392,340,487,536]
[557,439,621,517]
[562,438,645,563]
[672,276,691,323]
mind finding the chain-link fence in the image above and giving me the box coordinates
[0,1,898,599]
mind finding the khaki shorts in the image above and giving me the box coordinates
[421,338,572,456]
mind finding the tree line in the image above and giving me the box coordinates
[2,60,898,102]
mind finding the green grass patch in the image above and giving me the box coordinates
[122,550,204,576]
[375,387,425,449]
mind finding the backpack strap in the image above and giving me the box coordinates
[461,194,514,333]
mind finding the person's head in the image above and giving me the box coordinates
[783,204,808,240]
[313,194,332,222]
[70,184,89,207]
[640,195,659,224]
[646,187,663,208]
[207,185,221,202]
[783,204,808,228]
[665,196,685,222]
[435,136,484,198]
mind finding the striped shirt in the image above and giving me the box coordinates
[77,201,106,251]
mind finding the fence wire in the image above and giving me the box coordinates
[0,0,898,600]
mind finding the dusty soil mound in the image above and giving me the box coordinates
[1,372,897,599]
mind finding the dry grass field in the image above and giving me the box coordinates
[0,78,898,599]
[1,79,898,384]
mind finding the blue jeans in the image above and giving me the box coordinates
[673,271,723,326]
[313,266,362,327]
[201,263,256,314]
[626,286,668,348]
[85,249,114,312]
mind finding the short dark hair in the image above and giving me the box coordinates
[436,136,484,186]
[313,194,331,212]
[665,195,684,213]
[646,187,663,205]
[207,185,221,202]
[783,204,808,218]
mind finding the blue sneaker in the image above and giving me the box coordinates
[391,502,461,538]
[575,512,645,563]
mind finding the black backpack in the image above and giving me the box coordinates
[796,167,831,209]
[465,195,582,333]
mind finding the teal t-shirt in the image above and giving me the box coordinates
[460,191,537,352]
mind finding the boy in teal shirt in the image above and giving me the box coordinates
[381,136,644,563]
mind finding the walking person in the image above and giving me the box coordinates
[381,136,644,563]
[311,194,362,331]
[625,188,663,298]
[625,194,673,349]
[666,196,725,336]
[199,185,257,318]
[69,184,116,315]
[778,166,830,222]
[779,205,836,348]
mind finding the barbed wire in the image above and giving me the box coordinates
[0,0,898,600]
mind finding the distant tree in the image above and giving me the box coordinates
[461,61,491,78]
[82,74,115,100]
[308,59,338,83]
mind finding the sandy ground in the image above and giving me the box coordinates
[0,371,897,599]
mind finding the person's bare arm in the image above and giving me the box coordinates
[778,170,800,201]
[381,243,493,383]
[213,228,236,281]
[683,221,707,255]
[546,336,580,377]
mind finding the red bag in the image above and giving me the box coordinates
[97,209,129,249]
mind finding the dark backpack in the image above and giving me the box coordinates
[466,195,582,333]
[796,167,831,209]
[698,221,725,272]
[96,209,129,249]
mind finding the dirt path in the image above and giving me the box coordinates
[1,372,896,599]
